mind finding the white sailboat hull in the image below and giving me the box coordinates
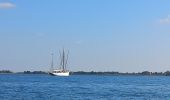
[51,71,70,76]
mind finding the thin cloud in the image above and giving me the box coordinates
[159,15,170,24]
[75,40,83,45]
[0,2,15,9]
[35,33,46,37]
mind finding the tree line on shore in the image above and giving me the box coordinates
[1,70,170,76]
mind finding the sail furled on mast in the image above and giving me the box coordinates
[50,53,54,72]
[60,49,69,71]
[65,50,69,70]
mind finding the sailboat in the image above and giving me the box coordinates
[49,49,70,76]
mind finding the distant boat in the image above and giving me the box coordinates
[49,49,70,76]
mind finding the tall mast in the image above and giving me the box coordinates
[65,50,69,71]
[59,50,62,70]
[62,49,65,71]
[60,48,68,71]
[50,53,54,72]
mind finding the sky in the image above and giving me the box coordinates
[0,0,170,72]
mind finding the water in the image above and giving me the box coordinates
[1,74,170,100]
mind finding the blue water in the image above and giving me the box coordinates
[1,74,170,100]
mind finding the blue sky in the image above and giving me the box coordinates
[0,0,170,72]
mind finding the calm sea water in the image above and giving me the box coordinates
[0,74,170,100]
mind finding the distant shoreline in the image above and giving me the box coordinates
[1,70,170,76]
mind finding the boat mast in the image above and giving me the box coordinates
[60,48,68,72]
[50,53,54,72]
[62,49,65,71]
[65,50,69,71]
[59,51,63,69]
